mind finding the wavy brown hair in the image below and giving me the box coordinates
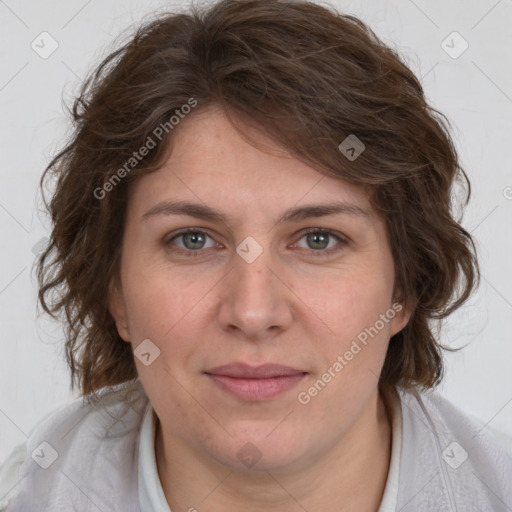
[36,0,480,403]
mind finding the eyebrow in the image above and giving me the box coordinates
[142,200,372,225]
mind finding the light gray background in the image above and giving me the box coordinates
[1,0,511,463]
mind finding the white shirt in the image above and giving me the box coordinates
[1,378,511,511]
[138,403,171,510]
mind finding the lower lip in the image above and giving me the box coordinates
[206,373,307,401]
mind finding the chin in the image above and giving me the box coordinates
[208,429,309,473]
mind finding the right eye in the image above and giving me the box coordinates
[165,229,220,256]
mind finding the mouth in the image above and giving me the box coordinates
[204,363,308,401]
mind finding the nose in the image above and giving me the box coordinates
[216,244,294,342]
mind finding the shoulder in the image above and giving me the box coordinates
[401,387,512,458]
[396,387,512,511]
[0,379,149,512]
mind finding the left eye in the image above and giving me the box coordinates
[165,228,347,256]
[294,229,346,254]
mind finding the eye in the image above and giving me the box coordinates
[293,228,348,256]
[165,229,218,256]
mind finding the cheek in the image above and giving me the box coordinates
[302,269,393,340]
[120,264,213,378]
[120,257,210,341]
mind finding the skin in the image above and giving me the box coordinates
[108,105,411,512]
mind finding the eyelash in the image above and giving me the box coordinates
[164,228,348,258]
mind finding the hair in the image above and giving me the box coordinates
[36,0,480,404]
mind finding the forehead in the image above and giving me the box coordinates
[127,106,379,228]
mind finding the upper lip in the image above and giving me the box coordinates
[205,363,307,379]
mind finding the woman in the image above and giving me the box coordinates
[1,0,511,510]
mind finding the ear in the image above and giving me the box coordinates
[388,301,411,338]
[107,279,131,342]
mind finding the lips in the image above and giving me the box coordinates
[204,363,308,401]
[204,363,306,379]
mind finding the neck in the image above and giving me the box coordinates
[155,390,393,512]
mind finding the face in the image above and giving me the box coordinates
[108,105,410,473]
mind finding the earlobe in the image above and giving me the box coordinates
[107,280,131,342]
